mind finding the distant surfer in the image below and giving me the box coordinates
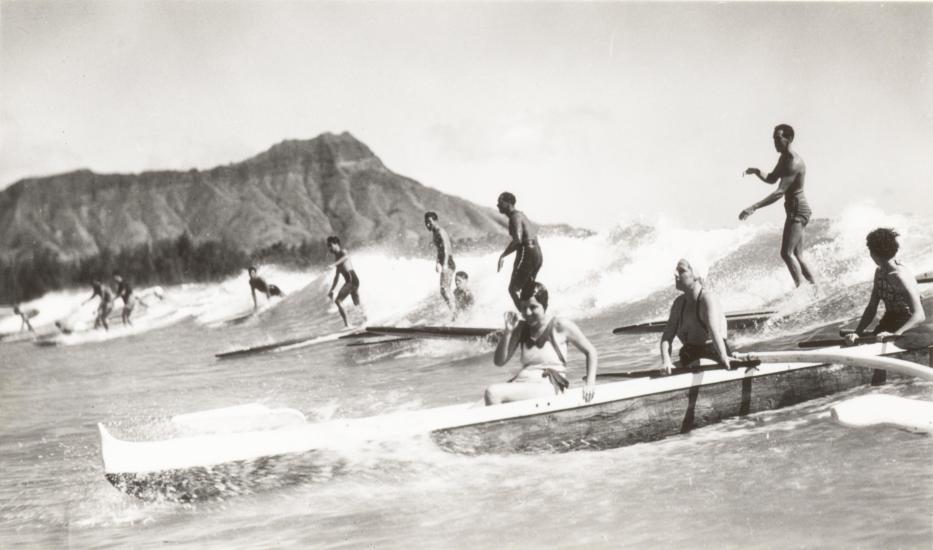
[496,192,543,309]
[12,304,38,333]
[739,124,817,287]
[113,274,135,326]
[659,259,733,373]
[424,211,456,313]
[248,266,284,311]
[326,236,364,327]
[846,228,926,344]
[486,282,598,405]
[83,280,114,330]
[453,271,474,319]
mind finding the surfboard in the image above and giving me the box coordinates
[215,328,365,359]
[363,325,499,339]
[612,310,776,335]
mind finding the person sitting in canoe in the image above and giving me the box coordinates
[326,236,365,327]
[660,259,733,373]
[424,211,457,314]
[12,304,38,334]
[846,228,925,344]
[453,270,474,319]
[83,280,114,330]
[248,266,284,311]
[485,282,598,405]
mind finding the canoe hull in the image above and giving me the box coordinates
[432,362,883,454]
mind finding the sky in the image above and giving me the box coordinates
[1,1,931,230]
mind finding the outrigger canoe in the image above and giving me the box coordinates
[99,340,931,501]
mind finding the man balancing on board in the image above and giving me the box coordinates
[83,280,114,330]
[247,266,285,311]
[113,274,135,326]
[496,192,543,309]
[846,228,926,345]
[12,304,38,334]
[424,211,456,314]
[326,236,364,327]
[659,259,733,374]
[739,124,817,288]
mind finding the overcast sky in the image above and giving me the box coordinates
[2,2,931,230]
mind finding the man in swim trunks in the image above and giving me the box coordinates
[739,124,817,287]
[247,266,284,311]
[12,304,38,334]
[424,211,456,313]
[113,274,135,326]
[453,271,474,319]
[846,228,925,344]
[326,236,364,327]
[496,192,543,309]
[659,259,733,374]
[83,280,114,330]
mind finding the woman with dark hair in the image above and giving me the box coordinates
[846,228,925,344]
[485,282,598,405]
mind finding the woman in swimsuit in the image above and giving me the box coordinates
[485,282,598,405]
[660,259,733,373]
[846,228,925,344]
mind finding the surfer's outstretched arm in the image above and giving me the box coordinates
[328,271,340,297]
[493,314,522,366]
[559,318,598,402]
[739,179,791,220]
[251,287,258,310]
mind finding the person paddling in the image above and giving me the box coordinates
[83,280,114,330]
[326,236,364,327]
[485,282,597,405]
[659,259,733,373]
[247,266,284,311]
[739,124,817,287]
[424,211,456,314]
[453,271,474,320]
[846,228,925,344]
[496,192,543,309]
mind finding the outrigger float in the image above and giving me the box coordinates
[99,339,933,501]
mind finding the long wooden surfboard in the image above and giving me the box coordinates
[612,309,776,335]
[215,328,364,359]
[363,325,499,339]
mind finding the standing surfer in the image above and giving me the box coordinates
[326,236,364,327]
[486,282,598,405]
[659,259,733,373]
[248,266,284,311]
[424,211,456,314]
[113,274,135,326]
[496,192,543,309]
[846,228,926,343]
[12,304,38,334]
[739,124,817,287]
[83,280,114,330]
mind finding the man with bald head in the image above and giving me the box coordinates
[659,258,732,374]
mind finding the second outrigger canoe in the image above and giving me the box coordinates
[99,340,931,501]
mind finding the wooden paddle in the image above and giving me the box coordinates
[612,310,776,335]
[596,359,761,379]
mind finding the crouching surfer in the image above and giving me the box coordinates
[485,282,598,405]
[248,266,285,311]
[659,259,733,374]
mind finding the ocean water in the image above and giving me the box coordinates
[2,204,933,549]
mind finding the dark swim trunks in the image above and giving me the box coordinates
[784,195,812,226]
[679,340,733,367]
[874,310,911,334]
[509,240,543,294]
[336,271,361,306]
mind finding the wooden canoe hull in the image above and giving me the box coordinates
[432,362,883,454]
